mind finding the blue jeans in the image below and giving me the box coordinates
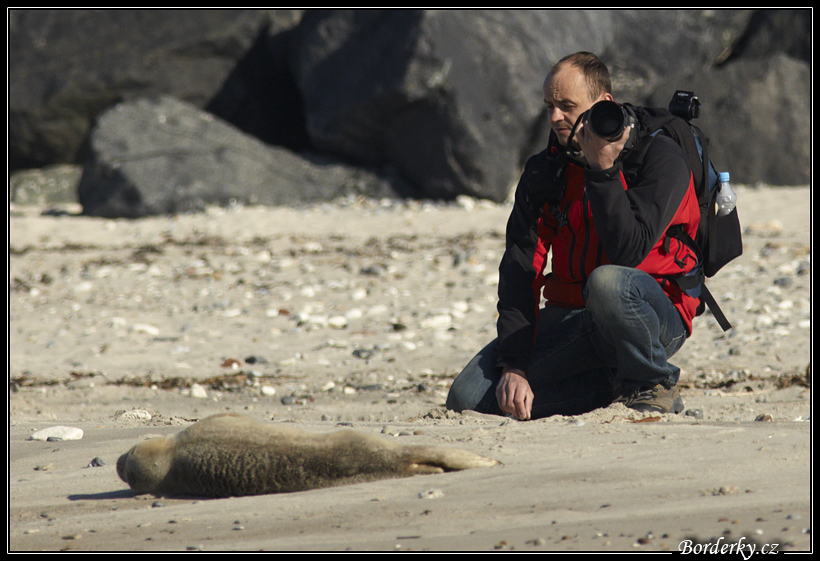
[446,265,687,419]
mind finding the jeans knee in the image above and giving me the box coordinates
[584,265,629,309]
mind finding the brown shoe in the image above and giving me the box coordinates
[621,384,684,414]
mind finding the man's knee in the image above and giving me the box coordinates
[584,265,632,306]
[446,346,498,413]
[445,376,470,412]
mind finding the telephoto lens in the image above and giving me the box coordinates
[588,100,629,141]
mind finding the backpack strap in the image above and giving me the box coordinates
[700,284,733,332]
[664,225,733,331]
[690,124,720,272]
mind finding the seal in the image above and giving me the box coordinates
[117,413,499,497]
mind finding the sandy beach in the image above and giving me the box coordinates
[8,184,811,552]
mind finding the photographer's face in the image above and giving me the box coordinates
[543,65,610,146]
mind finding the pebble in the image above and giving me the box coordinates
[86,457,105,468]
[28,425,84,441]
[244,355,268,364]
[189,383,208,399]
[353,348,376,360]
[418,489,444,499]
[327,315,348,329]
[116,409,153,422]
[130,323,160,336]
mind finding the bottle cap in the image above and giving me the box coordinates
[719,172,730,182]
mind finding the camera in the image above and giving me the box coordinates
[586,100,637,142]
[668,90,700,121]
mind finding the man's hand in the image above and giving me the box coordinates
[496,368,534,420]
[575,117,633,171]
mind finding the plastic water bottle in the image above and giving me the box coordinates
[716,172,737,216]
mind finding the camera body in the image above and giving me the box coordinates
[668,90,701,121]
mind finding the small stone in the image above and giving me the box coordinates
[327,315,348,329]
[421,314,452,330]
[116,409,153,422]
[353,348,375,360]
[244,355,268,364]
[419,489,444,499]
[29,426,84,441]
[189,383,208,399]
[684,408,704,419]
[755,413,774,422]
[130,323,160,336]
[260,385,276,397]
[773,276,794,288]
[714,486,740,495]
[86,457,106,468]
[360,264,386,276]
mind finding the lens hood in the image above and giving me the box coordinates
[588,100,630,141]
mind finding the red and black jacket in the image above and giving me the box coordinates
[495,133,701,373]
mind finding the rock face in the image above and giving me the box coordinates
[9,9,812,217]
[8,9,268,171]
[77,96,407,218]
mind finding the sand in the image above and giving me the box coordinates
[8,185,811,552]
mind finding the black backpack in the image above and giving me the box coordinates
[620,91,743,331]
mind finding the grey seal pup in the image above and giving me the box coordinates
[117,413,499,497]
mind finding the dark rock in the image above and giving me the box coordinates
[8,9,269,172]
[650,52,810,186]
[603,10,753,104]
[719,8,811,64]
[206,10,312,153]
[77,96,407,217]
[288,10,604,202]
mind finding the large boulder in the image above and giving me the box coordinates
[647,9,812,186]
[287,10,614,202]
[650,53,811,186]
[602,9,754,104]
[8,9,269,171]
[78,96,406,218]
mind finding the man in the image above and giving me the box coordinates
[446,52,700,420]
